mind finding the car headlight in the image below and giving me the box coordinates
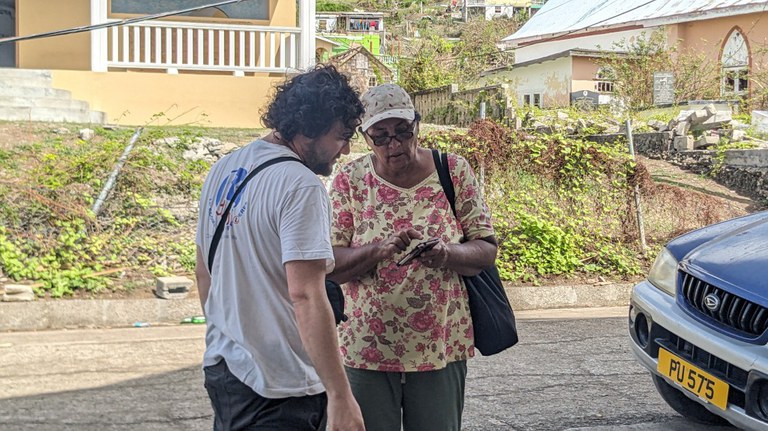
[647,247,678,296]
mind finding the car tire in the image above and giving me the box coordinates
[652,374,733,426]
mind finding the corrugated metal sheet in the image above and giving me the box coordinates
[503,0,768,45]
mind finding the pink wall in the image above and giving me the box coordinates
[670,11,768,66]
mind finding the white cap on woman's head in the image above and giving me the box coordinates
[359,84,415,132]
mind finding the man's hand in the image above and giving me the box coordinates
[327,392,365,431]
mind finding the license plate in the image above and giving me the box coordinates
[657,348,729,410]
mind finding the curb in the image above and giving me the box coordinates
[0,298,202,331]
[506,282,633,311]
[0,283,635,331]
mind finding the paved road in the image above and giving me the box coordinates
[0,308,735,430]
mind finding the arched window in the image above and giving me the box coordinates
[595,67,615,93]
[722,29,749,95]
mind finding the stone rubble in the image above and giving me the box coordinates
[2,284,35,302]
[152,136,242,163]
[78,128,95,141]
[155,276,193,300]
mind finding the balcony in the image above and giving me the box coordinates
[105,20,302,74]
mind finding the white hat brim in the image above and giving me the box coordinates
[361,109,415,132]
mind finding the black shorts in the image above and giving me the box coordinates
[203,360,327,431]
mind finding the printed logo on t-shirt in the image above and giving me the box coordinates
[208,167,249,231]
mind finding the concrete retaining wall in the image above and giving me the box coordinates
[0,283,634,331]
[583,132,672,157]
[583,132,768,203]
[666,150,768,201]
[0,298,202,331]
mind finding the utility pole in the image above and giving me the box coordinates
[625,120,648,256]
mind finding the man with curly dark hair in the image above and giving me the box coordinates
[195,65,365,431]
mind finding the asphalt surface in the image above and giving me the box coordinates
[0,307,739,430]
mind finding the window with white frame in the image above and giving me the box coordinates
[368,76,377,87]
[523,93,541,108]
[721,29,749,96]
[595,67,615,93]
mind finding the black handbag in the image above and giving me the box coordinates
[208,156,347,325]
[432,149,518,355]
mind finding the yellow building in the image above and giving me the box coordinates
[1,0,318,128]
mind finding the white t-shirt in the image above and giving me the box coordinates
[196,139,334,398]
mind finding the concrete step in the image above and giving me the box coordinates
[0,68,52,79]
[0,106,106,124]
[0,95,89,110]
[0,86,71,98]
[0,68,105,124]
[90,110,107,124]
[0,75,53,88]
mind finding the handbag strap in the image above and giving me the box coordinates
[431,149,457,217]
[207,156,300,272]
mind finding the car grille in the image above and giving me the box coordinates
[681,272,768,337]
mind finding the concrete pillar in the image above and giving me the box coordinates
[90,0,108,72]
[299,0,316,70]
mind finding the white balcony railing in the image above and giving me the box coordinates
[106,20,302,74]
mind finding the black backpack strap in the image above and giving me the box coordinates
[432,149,456,217]
[207,156,300,272]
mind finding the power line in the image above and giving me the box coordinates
[554,0,660,41]
[0,0,247,45]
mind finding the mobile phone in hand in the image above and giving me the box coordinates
[396,238,439,267]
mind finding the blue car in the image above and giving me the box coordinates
[629,211,768,430]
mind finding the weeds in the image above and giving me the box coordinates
[0,125,227,297]
[421,119,746,283]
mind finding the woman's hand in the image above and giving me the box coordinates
[417,237,497,274]
[417,240,449,269]
[377,228,423,261]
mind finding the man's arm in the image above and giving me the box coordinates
[285,259,364,431]
[194,246,211,313]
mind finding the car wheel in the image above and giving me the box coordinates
[652,374,733,426]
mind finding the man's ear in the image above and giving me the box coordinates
[291,133,312,148]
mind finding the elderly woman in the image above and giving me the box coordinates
[328,83,498,431]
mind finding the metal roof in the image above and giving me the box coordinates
[503,0,768,45]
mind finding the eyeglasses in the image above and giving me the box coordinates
[361,126,416,147]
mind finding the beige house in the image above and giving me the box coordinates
[326,46,392,94]
[1,0,318,127]
[466,0,547,20]
[492,0,768,108]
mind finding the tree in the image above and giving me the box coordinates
[600,30,720,110]
[397,16,521,92]
[397,34,456,93]
[452,16,519,86]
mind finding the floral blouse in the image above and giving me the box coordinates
[329,153,495,372]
